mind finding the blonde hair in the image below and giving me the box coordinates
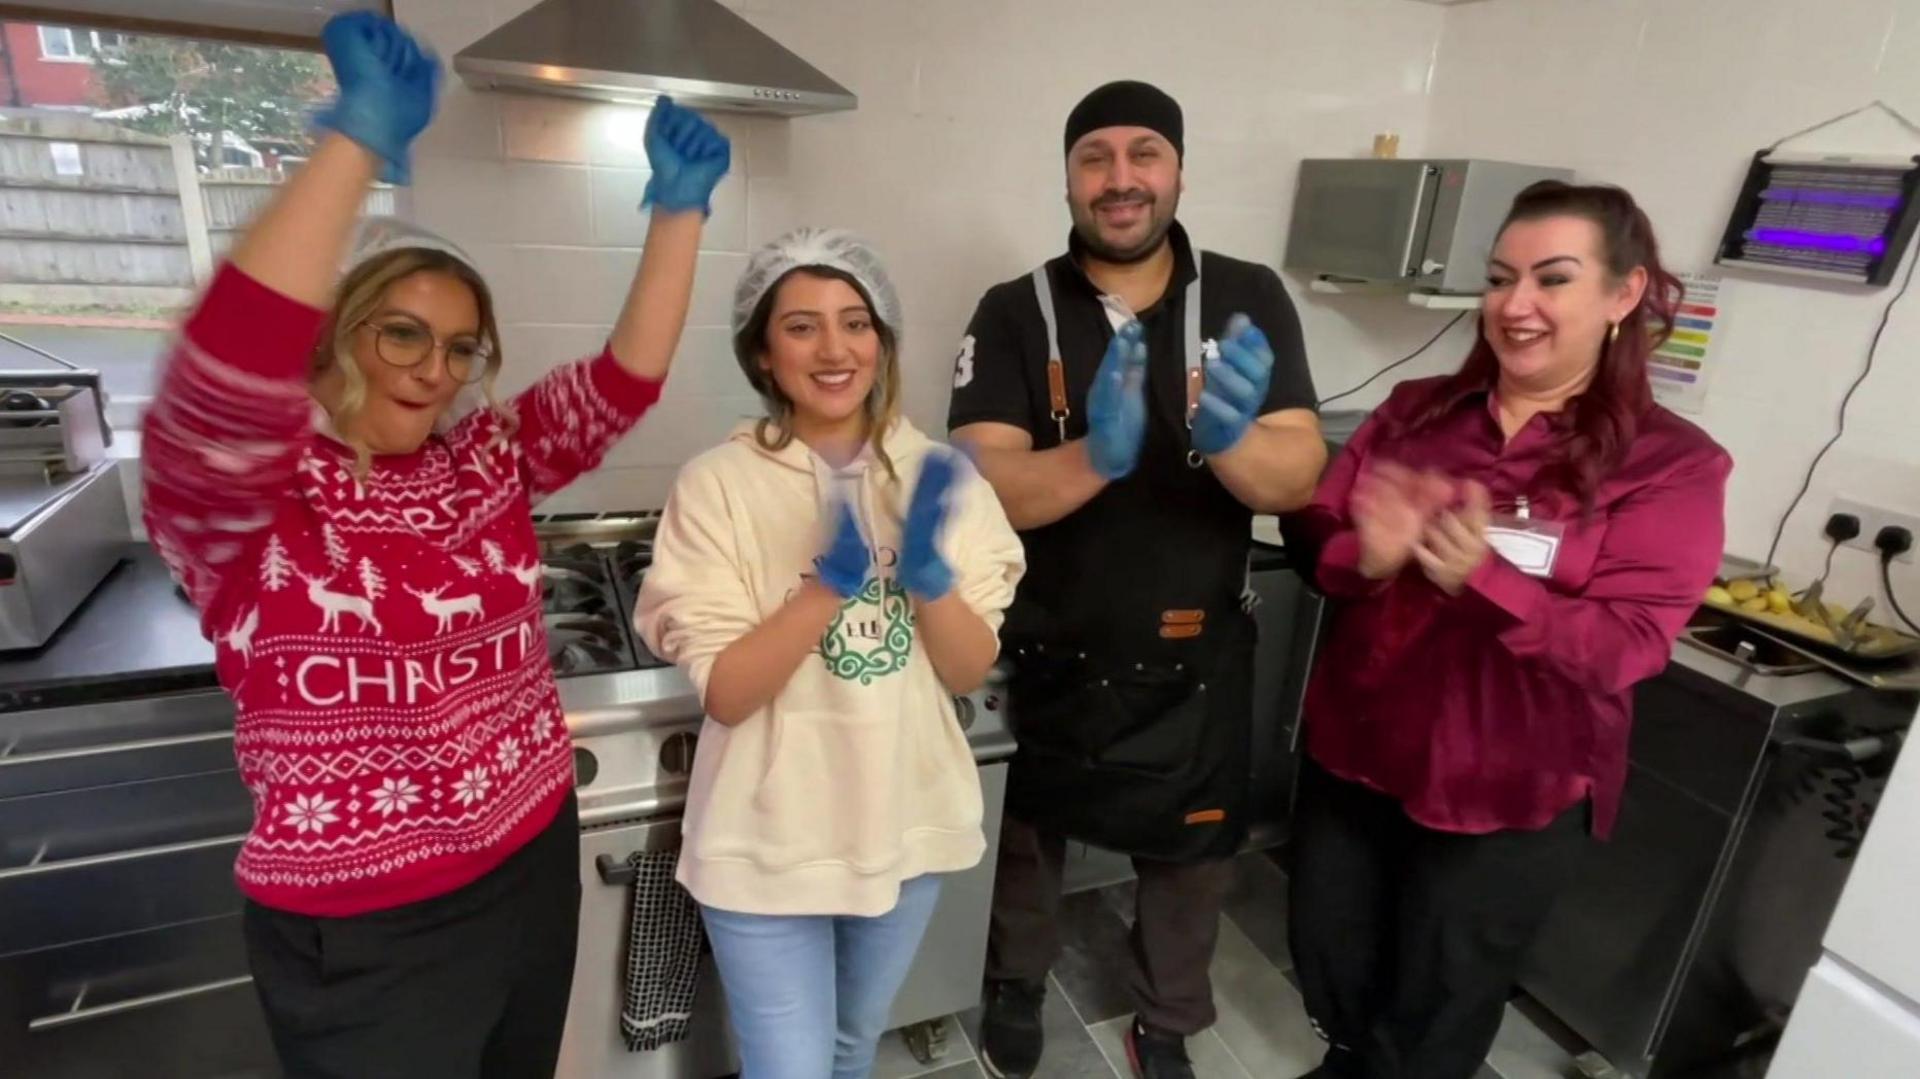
[311,248,514,475]
[732,266,903,482]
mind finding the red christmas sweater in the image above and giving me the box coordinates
[143,265,661,916]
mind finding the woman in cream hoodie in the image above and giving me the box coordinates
[636,229,1025,1079]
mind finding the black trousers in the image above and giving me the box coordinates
[986,811,1235,1035]
[1288,762,1588,1079]
[244,794,583,1079]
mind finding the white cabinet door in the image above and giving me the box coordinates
[1771,958,1920,1079]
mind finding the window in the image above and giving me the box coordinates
[37,26,84,61]
[2,23,370,432]
[35,26,126,61]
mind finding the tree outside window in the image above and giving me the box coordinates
[0,23,363,429]
[94,33,334,171]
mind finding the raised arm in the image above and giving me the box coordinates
[607,96,731,381]
[143,12,438,610]
[502,97,731,500]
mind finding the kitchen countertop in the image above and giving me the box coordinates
[0,537,1301,713]
[17,539,1875,716]
[0,545,217,712]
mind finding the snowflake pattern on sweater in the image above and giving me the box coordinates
[143,266,661,917]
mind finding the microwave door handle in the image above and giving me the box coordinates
[1399,166,1434,277]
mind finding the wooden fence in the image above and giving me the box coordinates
[0,109,393,309]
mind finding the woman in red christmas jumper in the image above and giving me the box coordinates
[139,12,731,1077]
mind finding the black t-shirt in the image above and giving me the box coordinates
[947,223,1316,658]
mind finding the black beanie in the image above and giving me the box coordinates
[1063,80,1184,160]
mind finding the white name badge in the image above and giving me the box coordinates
[1484,513,1564,578]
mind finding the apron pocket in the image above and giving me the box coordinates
[1009,657,1207,781]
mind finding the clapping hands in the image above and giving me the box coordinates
[1351,463,1491,595]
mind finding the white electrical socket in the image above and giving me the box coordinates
[1827,497,1920,564]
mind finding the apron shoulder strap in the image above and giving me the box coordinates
[1030,258,1208,460]
[1182,264,1205,467]
[1032,267,1070,442]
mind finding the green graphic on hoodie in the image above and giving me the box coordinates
[819,576,915,685]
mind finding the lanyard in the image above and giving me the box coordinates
[1031,265,1207,468]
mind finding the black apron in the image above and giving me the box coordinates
[1002,263,1256,863]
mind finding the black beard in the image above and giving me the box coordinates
[1071,195,1178,264]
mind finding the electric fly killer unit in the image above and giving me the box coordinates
[1715,151,1920,286]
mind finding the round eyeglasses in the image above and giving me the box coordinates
[359,318,492,384]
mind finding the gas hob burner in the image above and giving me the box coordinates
[549,634,627,677]
[544,577,613,618]
[528,511,667,677]
[612,540,653,586]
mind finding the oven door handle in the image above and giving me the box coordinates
[1775,731,1901,765]
[0,832,246,882]
[595,853,638,886]
[28,974,255,1033]
[0,730,233,767]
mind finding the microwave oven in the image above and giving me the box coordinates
[1283,159,1573,294]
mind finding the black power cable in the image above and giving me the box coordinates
[1760,242,1920,573]
[1884,559,1920,636]
[1318,311,1469,409]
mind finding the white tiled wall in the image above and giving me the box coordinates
[391,0,1449,511]
[1423,0,1920,613]
[391,0,1917,612]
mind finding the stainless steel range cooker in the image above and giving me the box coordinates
[537,512,1015,1078]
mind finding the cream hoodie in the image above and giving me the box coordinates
[635,418,1026,916]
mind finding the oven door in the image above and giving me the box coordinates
[557,811,737,1079]
[1284,159,1441,282]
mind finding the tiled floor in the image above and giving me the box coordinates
[869,850,1583,1079]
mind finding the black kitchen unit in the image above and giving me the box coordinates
[1523,610,1916,1078]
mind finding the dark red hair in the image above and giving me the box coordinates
[1406,181,1682,507]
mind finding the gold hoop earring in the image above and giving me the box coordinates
[1608,321,1620,345]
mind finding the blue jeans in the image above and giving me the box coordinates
[700,875,943,1079]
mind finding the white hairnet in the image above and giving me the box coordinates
[346,216,479,277]
[732,228,902,339]
[336,217,492,433]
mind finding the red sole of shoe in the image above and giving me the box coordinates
[1123,1027,1143,1078]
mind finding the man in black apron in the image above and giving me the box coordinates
[948,81,1325,1078]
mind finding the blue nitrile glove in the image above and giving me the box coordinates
[815,501,871,599]
[1085,320,1149,480]
[641,96,733,216]
[1191,313,1274,456]
[900,450,962,600]
[311,12,441,186]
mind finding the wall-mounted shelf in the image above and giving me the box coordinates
[1307,278,1483,310]
[1406,292,1482,310]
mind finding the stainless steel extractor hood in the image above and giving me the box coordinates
[453,0,856,117]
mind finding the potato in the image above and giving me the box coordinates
[1768,589,1792,614]
[1728,579,1761,602]
[1706,585,1735,606]
[1740,596,1770,613]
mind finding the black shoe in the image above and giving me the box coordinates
[1124,1018,1194,1079]
[980,978,1046,1078]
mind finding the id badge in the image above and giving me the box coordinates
[1484,511,1564,578]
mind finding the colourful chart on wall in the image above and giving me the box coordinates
[1650,272,1723,414]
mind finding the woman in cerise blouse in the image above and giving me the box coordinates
[1282,181,1731,1079]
